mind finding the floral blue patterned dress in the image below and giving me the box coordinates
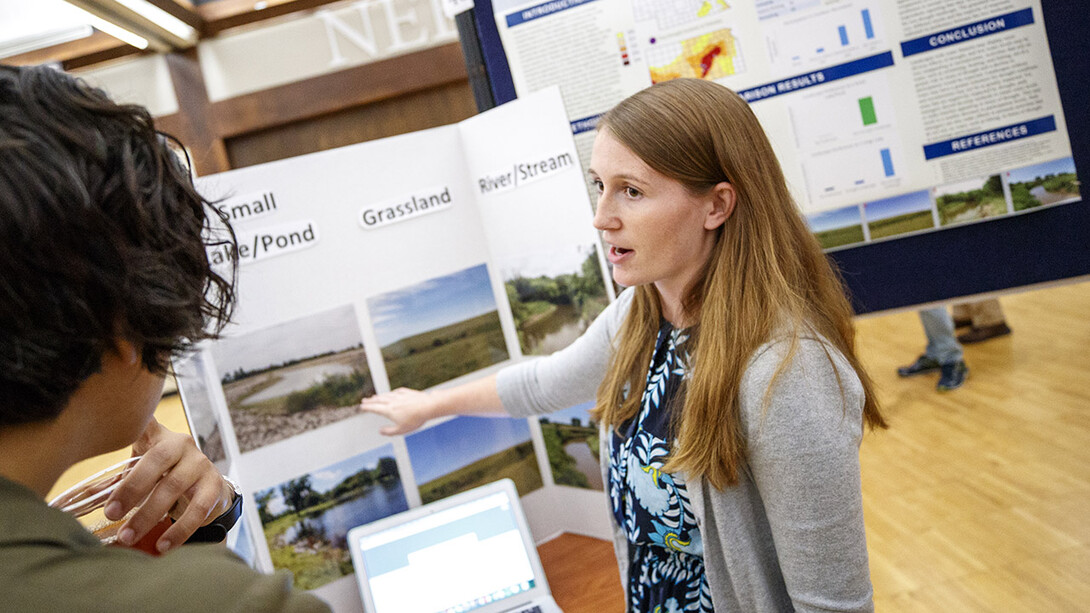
[609,321,713,613]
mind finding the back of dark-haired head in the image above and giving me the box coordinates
[0,64,236,426]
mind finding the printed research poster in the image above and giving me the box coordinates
[492,0,1079,251]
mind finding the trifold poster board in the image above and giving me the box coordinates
[469,0,1088,312]
[174,88,616,612]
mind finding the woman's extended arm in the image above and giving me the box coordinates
[360,289,635,435]
[359,375,505,435]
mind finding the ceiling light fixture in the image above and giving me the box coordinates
[63,0,199,51]
[67,6,152,50]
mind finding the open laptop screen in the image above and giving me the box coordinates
[354,489,537,613]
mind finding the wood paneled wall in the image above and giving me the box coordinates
[226,79,477,168]
[152,41,476,175]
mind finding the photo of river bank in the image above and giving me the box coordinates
[935,175,1008,226]
[501,244,608,356]
[255,445,408,590]
[539,402,601,491]
[211,305,375,453]
[1007,156,1080,211]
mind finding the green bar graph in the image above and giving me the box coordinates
[858,96,877,125]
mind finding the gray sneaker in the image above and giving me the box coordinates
[937,360,968,391]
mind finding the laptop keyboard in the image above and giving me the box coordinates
[514,607,542,613]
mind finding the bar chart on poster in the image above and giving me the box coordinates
[475,0,1087,310]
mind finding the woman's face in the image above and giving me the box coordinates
[589,129,731,314]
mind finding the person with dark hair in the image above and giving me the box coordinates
[0,64,328,612]
[363,79,885,611]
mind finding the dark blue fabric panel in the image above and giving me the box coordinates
[472,0,518,105]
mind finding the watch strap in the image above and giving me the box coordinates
[185,478,243,544]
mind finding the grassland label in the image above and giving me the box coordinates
[359,186,453,229]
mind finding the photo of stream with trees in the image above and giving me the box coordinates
[504,244,608,356]
[538,402,602,490]
[1007,156,1080,211]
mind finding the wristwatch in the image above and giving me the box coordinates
[185,476,243,544]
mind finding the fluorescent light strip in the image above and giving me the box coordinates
[114,0,197,41]
[69,6,150,49]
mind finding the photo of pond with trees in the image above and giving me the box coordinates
[256,445,408,590]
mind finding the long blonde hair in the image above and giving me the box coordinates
[591,79,886,490]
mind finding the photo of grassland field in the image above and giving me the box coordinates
[210,305,375,453]
[1007,156,1081,211]
[865,190,935,240]
[806,205,865,249]
[174,352,227,467]
[255,445,408,590]
[369,264,508,391]
[501,243,608,356]
[539,401,602,490]
[934,175,1009,226]
[406,416,543,504]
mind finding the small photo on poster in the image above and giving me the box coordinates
[211,305,375,453]
[254,444,408,590]
[933,175,1008,226]
[864,190,935,240]
[174,352,227,468]
[406,416,543,504]
[501,243,608,356]
[538,401,603,491]
[369,264,508,390]
[1007,156,1080,211]
[806,205,865,250]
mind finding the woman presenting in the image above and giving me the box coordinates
[361,78,886,613]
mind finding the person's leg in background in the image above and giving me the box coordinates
[898,306,969,391]
[955,298,1011,343]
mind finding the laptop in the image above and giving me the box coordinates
[347,479,562,613]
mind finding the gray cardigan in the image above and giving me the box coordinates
[497,289,875,612]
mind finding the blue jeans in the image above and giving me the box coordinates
[919,307,963,365]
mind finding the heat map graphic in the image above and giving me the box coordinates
[634,0,730,30]
[649,29,743,83]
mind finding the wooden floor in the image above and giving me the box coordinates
[539,533,624,612]
[538,280,1090,613]
[857,280,1090,612]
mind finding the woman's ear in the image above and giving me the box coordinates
[704,181,736,230]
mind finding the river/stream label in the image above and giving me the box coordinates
[476,150,578,196]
